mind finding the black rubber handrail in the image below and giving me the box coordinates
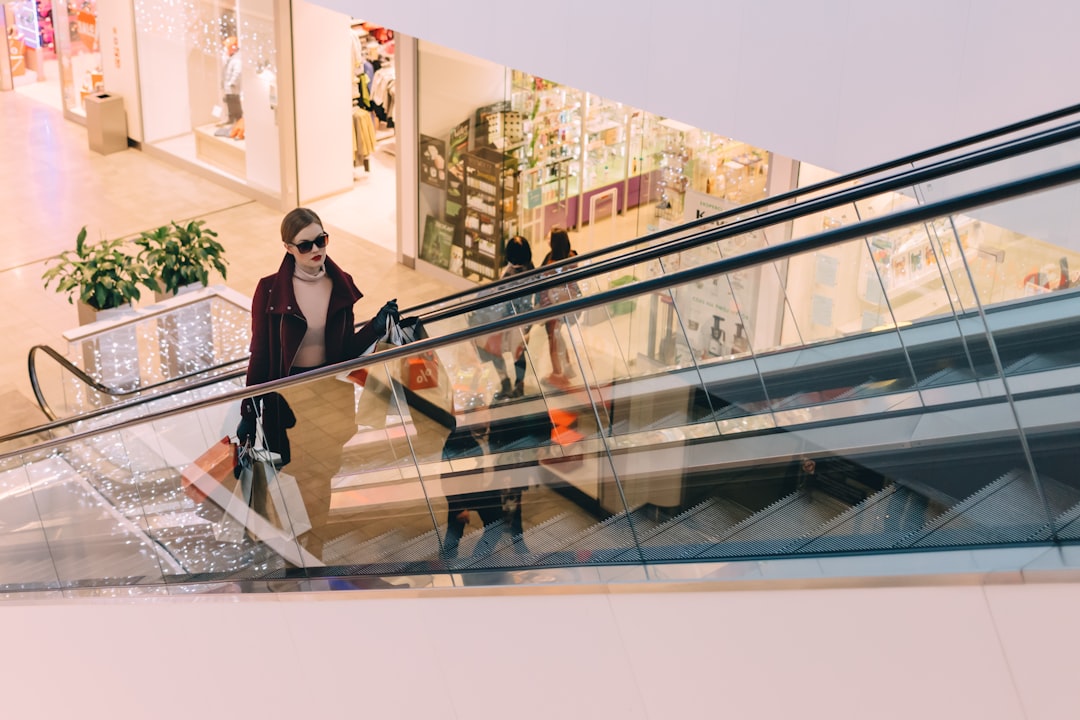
[26,103,1080,428]
[403,102,1080,316]
[31,103,1072,424]
[11,118,1080,443]
[5,365,250,445]
[26,343,248,422]
[3,158,1078,463]
[29,110,1080,426]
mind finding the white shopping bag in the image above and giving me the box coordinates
[213,457,262,543]
[266,470,312,540]
[213,446,280,544]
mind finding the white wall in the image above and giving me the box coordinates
[1,578,1078,719]
[134,31,191,143]
[311,0,1080,175]
[97,2,142,143]
[240,0,285,195]
[292,0,355,202]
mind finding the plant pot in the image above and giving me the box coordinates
[77,301,135,326]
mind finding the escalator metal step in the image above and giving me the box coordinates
[323,528,408,567]
[632,497,753,561]
[915,367,976,388]
[905,470,1080,548]
[791,484,935,554]
[370,528,442,572]
[1038,500,1080,541]
[519,506,654,566]
[692,491,849,559]
[463,512,573,570]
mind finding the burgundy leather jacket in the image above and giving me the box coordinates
[246,253,387,386]
[241,254,384,451]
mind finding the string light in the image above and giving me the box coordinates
[133,0,276,72]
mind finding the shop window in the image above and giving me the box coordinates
[133,0,281,196]
[416,51,775,283]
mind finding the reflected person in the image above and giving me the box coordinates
[440,410,527,561]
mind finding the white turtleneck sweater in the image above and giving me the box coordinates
[292,263,332,368]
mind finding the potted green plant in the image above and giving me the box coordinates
[42,226,158,325]
[135,219,228,300]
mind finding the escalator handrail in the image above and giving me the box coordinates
[403,102,1080,316]
[416,118,1080,324]
[26,343,249,422]
[14,118,1080,442]
[4,365,249,445]
[27,116,1080,430]
[4,158,1078,463]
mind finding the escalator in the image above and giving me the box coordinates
[2,111,1080,593]
[24,287,252,424]
[21,102,1080,431]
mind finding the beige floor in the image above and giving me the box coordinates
[0,90,457,435]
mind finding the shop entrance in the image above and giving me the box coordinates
[307,18,398,255]
[4,0,62,109]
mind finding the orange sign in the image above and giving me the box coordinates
[77,10,97,52]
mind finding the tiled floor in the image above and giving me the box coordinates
[0,90,458,435]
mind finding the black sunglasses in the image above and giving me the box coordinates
[289,232,329,254]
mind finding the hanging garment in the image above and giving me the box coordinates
[353,108,376,166]
[371,66,395,110]
[357,70,372,110]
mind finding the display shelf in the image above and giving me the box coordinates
[581,94,630,193]
[508,74,584,240]
[194,123,246,178]
[462,147,518,281]
[861,217,977,301]
[501,73,773,242]
[512,80,582,175]
[13,0,41,48]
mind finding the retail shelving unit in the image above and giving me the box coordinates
[462,147,519,281]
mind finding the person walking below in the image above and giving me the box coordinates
[538,227,578,389]
[473,235,536,399]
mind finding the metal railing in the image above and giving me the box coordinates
[5,157,1079,462]
[12,115,1080,444]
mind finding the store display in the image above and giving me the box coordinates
[403,354,439,390]
[420,134,447,189]
[510,75,582,235]
[36,0,54,52]
[419,67,776,300]
[861,217,975,302]
[445,119,470,220]
[12,0,40,49]
[420,215,454,270]
[582,94,629,192]
[461,147,518,280]
[8,29,26,76]
[48,1,99,115]
[474,100,515,150]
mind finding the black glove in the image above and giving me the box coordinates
[372,299,399,334]
[236,415,256,446]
